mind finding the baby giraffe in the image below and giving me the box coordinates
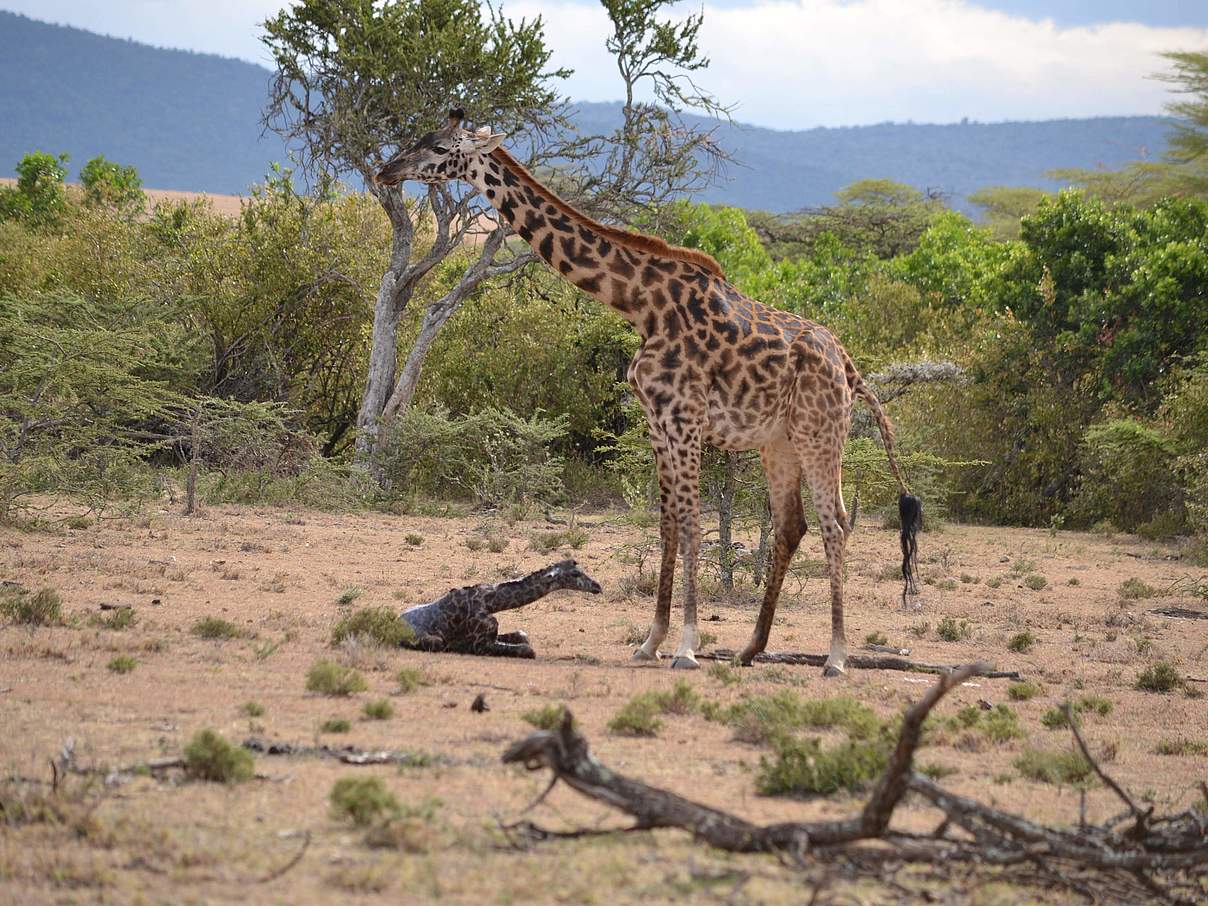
[399,560,602,658]
[377,110,921,675]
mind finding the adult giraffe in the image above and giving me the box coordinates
[375,110,921,675]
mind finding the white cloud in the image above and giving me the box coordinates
[4,0,1207,127]
[508,0,1208,127]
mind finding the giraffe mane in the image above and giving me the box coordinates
[490,147,726,280]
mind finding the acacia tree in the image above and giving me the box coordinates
[263,0,728,476]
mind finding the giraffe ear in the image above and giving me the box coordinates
[472,130,506,153]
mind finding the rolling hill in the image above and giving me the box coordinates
[0,10,1173,213]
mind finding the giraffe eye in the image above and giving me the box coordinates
[432,145,449,155]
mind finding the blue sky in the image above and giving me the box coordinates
[3,1,1207,129]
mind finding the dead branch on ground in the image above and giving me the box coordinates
[697,648,1024,680]
[500,664,1208,903]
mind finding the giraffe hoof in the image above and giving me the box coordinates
[822,663,847,678]
[670,655,700,670]
[631,649,661,664]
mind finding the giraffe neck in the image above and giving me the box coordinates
[464,149,710,337]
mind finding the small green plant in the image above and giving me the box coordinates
[1067,577,1081,586]
[336,586,364,606]
[757,734,890,797]
[362,699,395,721]
[331,607,416,648]
[528,526,588,553]
[1007,681,1042,701]
[239,701,265,718]
[94,607,136,630]
[980,704,1026,743]
[864,631,888,646]
[106,655,136,674]
[653,680,701,715]
[1118,578,1157,600]
[707,691,882,745]
[936,616,972,642]
[707,662,741,686]
[404,533,424,546]
[329,777,400,826]
[1155,738,1208,756]
[1014,747,1095,786]
[1,587,63,626]
[464,535,485,552]
[1040,696,1113,729]
[487,533,508,553]
[1135,662,1184,694]
[608,694,663,736]
[395,666,428,693]
[1024,574,1048,590]
[959,574,978,585]
[522,703,574,731]
[306,659,368,696]
[985,576,1003,589]
[908,621,930,638]
[1007,631,1036,654]
[320,717,352,734]
[183,729,254,783]
[191,617,244,640]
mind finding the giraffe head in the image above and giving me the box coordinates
[547,560,602,595]
[375,108,506,187]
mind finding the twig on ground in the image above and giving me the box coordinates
[699,648,1023,680]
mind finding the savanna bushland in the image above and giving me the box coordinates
[1,2,1207,903]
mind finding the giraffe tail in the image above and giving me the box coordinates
[851,377,922,604]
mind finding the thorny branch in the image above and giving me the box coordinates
[500,664,1208,903]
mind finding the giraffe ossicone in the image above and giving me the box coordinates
[376,111,922,674]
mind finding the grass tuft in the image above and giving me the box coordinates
[1118,578,1157,600]
[336,586,364,606]
[94,607,136,630]
[320,717,351,734]
[608,694,664,737]
[1013,747,1095,786]
[395,666,428,693]
[1007,631,1036,653]
[1135,662,1184,694]
[331,607,416,648]
[522,703,574,731]
[757,734,890,797]
[106,655,136,674]
[190,617,244,640]
[329,777,400,826]
[306,659,368,696]
[1007,681,1042,701]
[362,699,395,721]
[936,616,972,642]
[239,701,265,718]
[183,729,254,783]
[1155,738,1208,756]
[1,586,63,626]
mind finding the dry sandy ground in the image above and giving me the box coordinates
[2,503,1207,905]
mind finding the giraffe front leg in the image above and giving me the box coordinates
[811,481,849,678]
[667,439,702,671]
[633,450,677,663]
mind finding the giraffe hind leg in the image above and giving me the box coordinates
[634,449,677,663]
[806,469,849,677]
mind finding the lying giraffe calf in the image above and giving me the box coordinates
[399,560,602,658]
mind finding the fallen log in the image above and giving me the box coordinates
[699,648,1023,680]
[500,664,1208,903]
[242,737,448,767]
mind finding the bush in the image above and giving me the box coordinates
[184,729,254,783]
[191,617,244,640]
[306,659,368,696]
[362,699,394,720]
[320,717,352,734]
[329,777,400,826]
[0,587,62,626]
[1007,631,1036,653]
[331,608,415,648]
[936,617,972,642]
[94,607,136,630]
[1013,747,1095,786]
[706,691,882,745]
[1118,578,1157,600]
[608,694,664,736]
[522,704,574,731]
[106,655,136,674]
[757,734,890,797]
[1068,420,1184,533]
[1007,681,1042,701]
[395,666,428,693]
[1135,662,1184,693]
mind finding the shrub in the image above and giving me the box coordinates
[653,680,701,715]
[757,734,890,797]
[1023,574,1047,590]
[239,702,265,718]
[191,617,244,640]
[1118,578,1157,600]
[331,607,415,648]
[1007,681,1042,701]
[608,694,663,736]
[184,729,254,783]
[1,587,63,626]
[1007,631,1036,653]
[320,717,352,734]
[329,777,400,826]
[1155,738,1208,756]
[1068,419,1184,533]
[362,699,394,721]
[936,617,972,642]
[306,659,368,696]
[336,586,364,606]
[522,704,574,731]
[707,662,741,686]
[1014,747,1095,786]
[529,527,588,552]
[106,655,136,674]
[395,666,428,693]
[1135,662,1184,693]
[864,631,888,646]
[95,606,136,630]
[707,691,882,745]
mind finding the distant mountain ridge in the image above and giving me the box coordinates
[0,11,1172,213]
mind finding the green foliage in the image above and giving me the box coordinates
[936,617,972,643]
[1013,747,1095,786]
[239,702,265,718]
[705,690,882,746]
[607,694,664,737]
[306,659,368,696]
[191,617,244,640]
[79,155,144,213]
[362,699,395,721]
[1007,631,1035,653]
[94,607,136,631]
[329,777,400,827]
[331,607,416,648]
[1007,681,1042,701]
[0,586,62,626]
[0,151,69,227]
[395,666,428,694]
[756,733,889,797]
[320,717,352,734]
[522,704,574,731]
[106,655,136,674]
[1155,738,1208,756]
[183,729,254,783]
[1068,420,1184,532]
[1118,578,1158,600]
[1135,662,1184,694]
